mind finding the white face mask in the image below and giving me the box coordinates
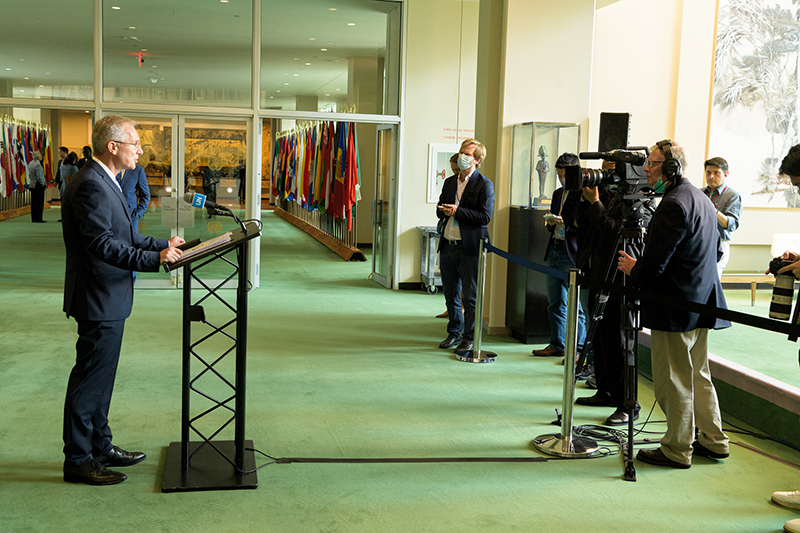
[457,154,473,171]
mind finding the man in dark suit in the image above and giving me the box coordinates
[118,164,151,234]
[436,139,495,354]
[61,115,184,485]
[619,140,730,469]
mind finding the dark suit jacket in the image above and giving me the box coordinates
[629,177,730,332]
[544,187,581,264]
[118,164,151,220]
[62,159,168,322]
[436,170,495,256]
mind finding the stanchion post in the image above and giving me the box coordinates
[457,239,497,363]
[531,269,599,458]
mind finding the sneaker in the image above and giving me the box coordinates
[576,364,594,381]
[585,377,597,389]
[785,518,800,533]
[773,490,800,510]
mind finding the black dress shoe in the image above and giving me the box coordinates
[454,340,473,354]
[575,392,615,407]
[692,440,729,459]
[64,459,127,485]
[636,447,690,469]
[439,334,461,349]
[604,408,640,426]
[95,445,146,467]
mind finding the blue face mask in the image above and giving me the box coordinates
[457,154,473,171]
[653,178,667,194]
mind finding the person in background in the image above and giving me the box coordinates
[77,145,92,170]
[118,163,151,234]
[532,153,586,359]
[701,157,742,278]
[436,153,461,320]
[54,146,68,197]
[59,152,79,200]
[27,151,46,223]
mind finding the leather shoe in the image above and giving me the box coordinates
[95,445,146,467]
[439,334,461,349]
[692,440,729,459]
[64,459,127,485]
[636,447,690,469]
[454,340,473,354]
[531,345,564,357]
[575,392,615,407]
[604,408,639,426]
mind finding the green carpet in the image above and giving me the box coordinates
[0,208,798,532]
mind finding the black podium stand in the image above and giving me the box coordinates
[161,221,261,492]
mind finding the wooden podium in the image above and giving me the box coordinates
[161,221,262,492]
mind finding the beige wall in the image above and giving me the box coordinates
[58,110,92,154]
[398,0,479,285]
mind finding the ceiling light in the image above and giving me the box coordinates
[5,68,10,71]
[336,88,340,91]
[23,77,29,80]
[128,26,136,29]
[309,37,316,41]
[19,58,24,61]
[112,6,121,9]
[325,94,330,96]
[284,83,289,85]
[276,90,281,93]
[320,48,327,52]
[347,23,355,26]
[329,7,337,10]
[294,58,299,60]
[45,72,50,74]
[293,74,299,77]
[270,96,274,99]
[221,0,229,3]
[39,84,44,87]
[141,48,147,52]
[305,63,311,66]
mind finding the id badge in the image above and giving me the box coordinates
[556,224,565,240]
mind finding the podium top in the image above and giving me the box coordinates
[163,221,261,272]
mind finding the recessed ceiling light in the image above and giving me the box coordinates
[45,72,50,74]
[141,48,147,52]
[293,58,299,60]
[220,0,229,3]
[19,58,24,61]
[325,94,330,96]
[128,26,136,30]
[23,77,29,80]
[284,83,289,85]
[336,88,340,91]
[309,37,316,41]
[320,48,327,52]
[305,62,311,66]
[276,90,281,93]
[293,74,299,77]
[270,96,274,99]
[347,23,355,26]
[329,7,337,10]
[112,6,120,10]
[5,68,11,71]
[39,84,44,87]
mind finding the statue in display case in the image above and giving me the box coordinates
[535,145,550,204]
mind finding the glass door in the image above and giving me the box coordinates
[371,125,396,288]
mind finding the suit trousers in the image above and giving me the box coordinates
[591,291,636,410]
[63,319,126,466]
[440,241,479,341]
[650,329,729,465]
[30,183,45,222]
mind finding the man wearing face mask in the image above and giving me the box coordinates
[436,139,495,355]
[618,140,730,469]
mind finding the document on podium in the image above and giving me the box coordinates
[179,232,232,262]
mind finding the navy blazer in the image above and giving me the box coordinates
[436,170,495,256]
[62,159,169,322]
[630,177,730,332]
[118,164,151,220]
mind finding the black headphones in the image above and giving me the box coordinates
[656,139,682,181]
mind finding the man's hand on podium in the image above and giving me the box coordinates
[161,236,186,264]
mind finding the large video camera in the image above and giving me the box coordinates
[563,148,650,196]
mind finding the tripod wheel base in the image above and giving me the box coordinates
[531,434,601,458]
[456,350,497,363]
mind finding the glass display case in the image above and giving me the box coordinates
[510,122,581,208]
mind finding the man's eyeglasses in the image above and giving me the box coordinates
[645,160,664,167]
[111,140,141,148]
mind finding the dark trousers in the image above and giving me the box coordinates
[591,288,637,410]
[440,241,479,341]
[63,319,125,466]
[30,183,45,222]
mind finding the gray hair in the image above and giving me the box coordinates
[92,115,136,156]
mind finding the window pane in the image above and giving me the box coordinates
[103,0,252,107]
[261,0,401,115]
[0,1,94,100]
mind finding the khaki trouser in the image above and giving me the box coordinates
[650,329,729,464]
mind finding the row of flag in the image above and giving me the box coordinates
[272,120,361,231]
[0,120,54,198]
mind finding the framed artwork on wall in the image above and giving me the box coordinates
[427,143,461,203]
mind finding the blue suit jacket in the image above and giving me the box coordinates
[436,170,494,256]
[630,177,730,332]
[61,159,168,321]
[118,164,151,220]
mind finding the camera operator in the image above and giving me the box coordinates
[575,160,654,426]
[532,153,586,358]
[618,140,730,469]
[769,144,800,533]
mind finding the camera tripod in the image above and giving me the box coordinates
[575,199,649,481]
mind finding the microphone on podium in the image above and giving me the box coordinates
[182,192,232,213]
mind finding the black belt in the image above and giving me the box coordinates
[445,239,462,246]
